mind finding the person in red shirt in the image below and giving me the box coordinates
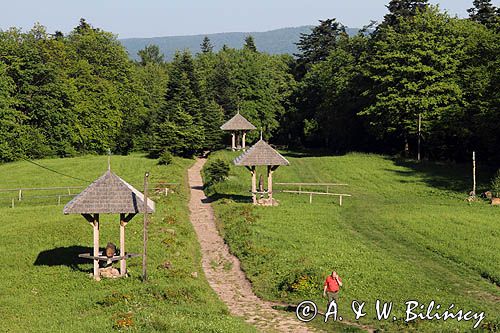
[323,271,343,304]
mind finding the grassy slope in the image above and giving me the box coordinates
[207,151,500,332]
[0,154,255,333]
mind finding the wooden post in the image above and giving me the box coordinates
[339,195,343,206]
[11,198,14,208]
[251,166,257,204]
[120,214,127,277]
[242,131,246,149]
[267,166,273,202]
[142,172,149,282]
[18,189,22,201]
[418,114,422,161]
[58,195,61,205]
[231,133,236,151]
[93,214,100,281]
[309,193,313,204]
[472,151,476,197]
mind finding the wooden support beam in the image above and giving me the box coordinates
[251,166,257,204]
[267,166,273,202]
[120,213,128,277]
[242,131,246,149]
[82,213,95,224]
[231,133,236,151]
[142,172,149,282]
[123,213,136,223]
[472,151,476,196]
[93,214,100,281]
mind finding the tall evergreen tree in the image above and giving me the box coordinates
[202,100,225,150]
[382,0,429,27]
[200,36,214,53]
[467,0,500,29]
[294,19,346,76]
[211,51,238,116]
[243,35,257,52]
[150,52,204,156]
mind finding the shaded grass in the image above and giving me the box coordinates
[0,154,256,333]
[207,151,500,332]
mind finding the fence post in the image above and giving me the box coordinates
[58,196,61,205]
[339,195,343,206]
[18,189,22,201]
[309,193,312,204]
[11,198,14,208]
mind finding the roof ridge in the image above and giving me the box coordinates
[220,112,257,131]
[63,170,155,215]
[233,139,289,166]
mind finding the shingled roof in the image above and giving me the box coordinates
[233,139,290,166]
[63,171,155,214]
[220,112,257,131]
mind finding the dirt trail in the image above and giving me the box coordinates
[187,157,316,333]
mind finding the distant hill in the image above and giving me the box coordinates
[120,26,363,61]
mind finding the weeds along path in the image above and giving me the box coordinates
[188,158,316,333]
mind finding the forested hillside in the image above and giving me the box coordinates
[119,26,364,61]
[121,26,312,61]
[0,0,499,165]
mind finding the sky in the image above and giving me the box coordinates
[0,0,492,38]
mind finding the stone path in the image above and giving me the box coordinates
[187,157,316,333]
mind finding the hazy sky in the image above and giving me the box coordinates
[0,0,493,38]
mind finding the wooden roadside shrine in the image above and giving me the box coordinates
[63,170,155,280]
[233,138,289,206]
[220,111,257,151]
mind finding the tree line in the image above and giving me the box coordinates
[0,0,499,163]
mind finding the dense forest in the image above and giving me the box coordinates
[0,0,499,163]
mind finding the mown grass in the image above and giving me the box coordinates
[0,154,256,332]
[206,150,500,332]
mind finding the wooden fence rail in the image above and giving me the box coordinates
[274,182,348,186]
[1,183,180,208]
[275,182,348,194]
[280,190,352,206]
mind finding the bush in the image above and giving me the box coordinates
[491,169,500,198]
[158,150,173,165]
[204,159,230,185]
[277,267,321,296]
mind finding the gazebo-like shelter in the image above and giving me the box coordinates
[63,170,155,280]
[233,138,289,206]
[220,112,257,150]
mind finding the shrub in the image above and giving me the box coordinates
[204,159,230,185]
[277,267,321,296]
[491,169,500,198]
[158,150,173,165]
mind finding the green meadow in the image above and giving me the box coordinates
[206,150,500,332]
[0,155,255,333]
